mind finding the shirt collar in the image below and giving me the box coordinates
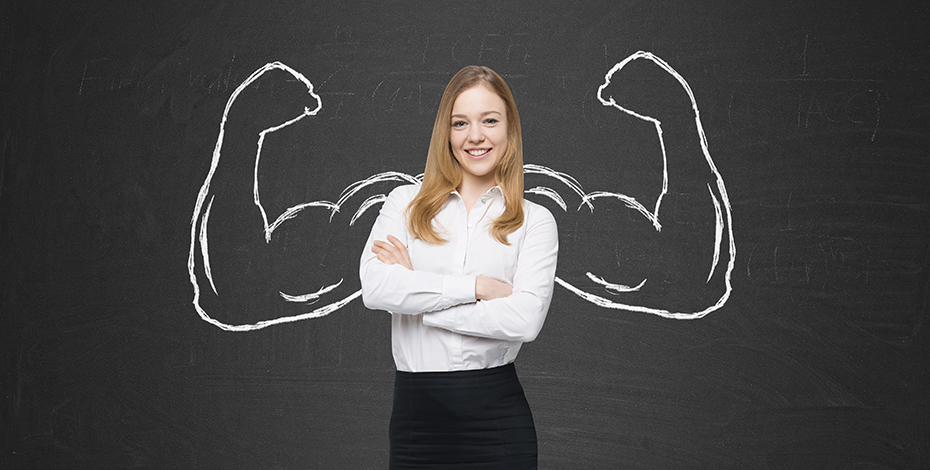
[450,185,505,201]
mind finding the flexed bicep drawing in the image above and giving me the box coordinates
[188,62,418,331]
[532,51,735,319]
[189,51,734,330]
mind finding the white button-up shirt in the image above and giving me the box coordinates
[360,184,559,372]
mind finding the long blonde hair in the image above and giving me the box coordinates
[407,66,524,245]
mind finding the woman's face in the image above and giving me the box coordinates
[449,85,509,189]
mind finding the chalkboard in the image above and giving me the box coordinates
[3,1,928,468]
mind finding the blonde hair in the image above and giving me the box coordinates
[407,66,525,245]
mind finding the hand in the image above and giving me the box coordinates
[476,276,513,300]
[371,235,412,270]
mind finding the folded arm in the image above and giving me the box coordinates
[361,186,559,342]
[359,186,477,314]
[421,208,559,342]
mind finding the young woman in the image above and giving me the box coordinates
[359,65,558,469]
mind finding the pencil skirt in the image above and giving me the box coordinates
[389,362,537,469]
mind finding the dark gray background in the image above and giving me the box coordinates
[3,1,928,468]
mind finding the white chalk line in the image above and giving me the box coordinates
[525,186,567,211]
[555,275,730,320]
[190,52,736,330]
[524,164,592,211]
[267,201,339,237]
[586,272,646,293]
[582,191,662,230]
[351,195,388,226]
[551,50,735,320]
[336,171,422,221]
[200,195,217,296]
[708,183,723,283]
[189,61,362,332]
[280,278,344,304]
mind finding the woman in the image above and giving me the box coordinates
[359,65,558,469]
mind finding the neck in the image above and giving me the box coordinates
[457,175,496,212]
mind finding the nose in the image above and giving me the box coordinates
[467,126,485,143]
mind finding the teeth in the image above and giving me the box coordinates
[468,149,489,156]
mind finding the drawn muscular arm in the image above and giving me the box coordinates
[532,52,735,319]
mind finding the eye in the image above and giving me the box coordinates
[484,118,499,125]
[451,120,467,128]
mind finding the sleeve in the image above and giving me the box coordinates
[421,204,559,342]
[359,186,477,314]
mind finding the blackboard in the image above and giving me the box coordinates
[3,1,928,468]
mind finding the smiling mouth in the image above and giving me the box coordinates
[467,148,491,157]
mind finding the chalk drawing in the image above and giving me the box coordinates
[189,51,735,330]
[188,61,363,332]
[553,51,736,319]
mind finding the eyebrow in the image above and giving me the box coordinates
[450,110,503,119]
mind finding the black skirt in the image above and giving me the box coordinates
[389,363,537,469]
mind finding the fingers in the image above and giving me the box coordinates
[493,279,513,299]
[371,236,412,270]
[385,235,413,269]
[386,235,408,256]
[371,240,399,264]
[500,280,514,297]
[476,276,514,300]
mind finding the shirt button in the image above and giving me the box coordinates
[467,223,473,229]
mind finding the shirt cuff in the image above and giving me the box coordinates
[422,302,458,330]
[442,274,476,307]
